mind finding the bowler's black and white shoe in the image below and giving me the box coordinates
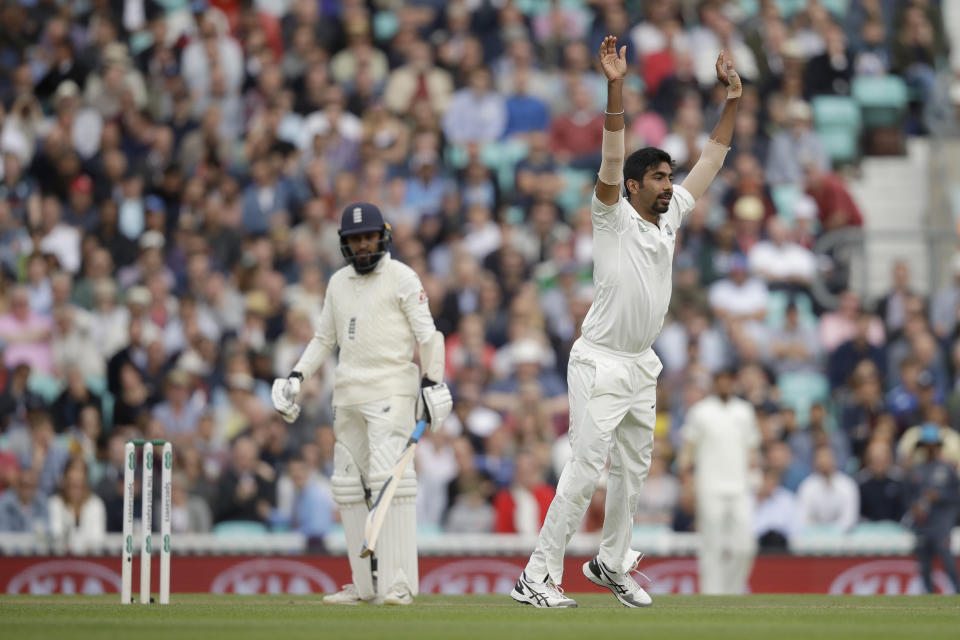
[510,571,578,608]
[582,556,652,608]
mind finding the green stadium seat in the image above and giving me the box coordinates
[777,371,830,426]
[373,11,399,42]
[774,0,804,18]
[813,96,862,165]
[27,372,63,404]
[813,96,862,131]
[852,75,909,128]
[555,168,593,215]
[765,291,816,330]
[213,521,269,537]
[770,183,800,223]
[738,0,760,18]
[818,0,850,18]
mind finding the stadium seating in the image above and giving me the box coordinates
[813,96,862,165]
[852,75,909,128]
[777,371,830,425]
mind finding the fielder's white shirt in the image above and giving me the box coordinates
[307,254,437,406]
[682,395,760,497]
[581,185,696,355]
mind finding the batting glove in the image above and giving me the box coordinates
[418,378,453,432]
[271,373,302,423]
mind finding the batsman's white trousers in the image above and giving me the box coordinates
[696,492,756,595]
[526,339,661,583]
[333,395,418,599]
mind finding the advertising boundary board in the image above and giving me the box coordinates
[2,555,958,595]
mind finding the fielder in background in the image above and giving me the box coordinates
[904,424,960,594]
[679,368,760,595]
[511,36,741,608]
[271,202,452,606]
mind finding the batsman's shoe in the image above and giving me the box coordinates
[583,556,652,608]
[380,583,414,606]
[510,571,577,608]
[323,584,368,605]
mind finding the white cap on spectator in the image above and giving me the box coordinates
[102,42,130,67]
[139,230,165,250]
[511,339,544,367]
[126,285,152,307]
[53,80,80,108]
[177,350,208,376]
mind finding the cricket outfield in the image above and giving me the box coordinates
[1,594,959,640]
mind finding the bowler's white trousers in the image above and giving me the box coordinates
[525,338,661,583]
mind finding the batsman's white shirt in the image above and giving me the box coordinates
[309,254,436,407]
[582,184,696,356]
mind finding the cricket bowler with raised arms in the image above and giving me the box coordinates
[511,36,741,608]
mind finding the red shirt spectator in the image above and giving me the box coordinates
[805,165,864,230]
[549,81,604,163]
[493,452,555,534]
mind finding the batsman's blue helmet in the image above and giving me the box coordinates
[339,202,392,275]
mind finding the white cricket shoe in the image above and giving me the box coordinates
[323,584,368,605]
[380,582,414,606]
[582,555,652,608]
[510,571,577,608]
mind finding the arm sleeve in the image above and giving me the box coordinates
[292,295,337,379]
[680,139,729,201]
[590,191,625,232]
[419,331,446,384]
[398,269,445,381]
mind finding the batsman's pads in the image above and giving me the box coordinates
[332,460,376,600]
[270,376,301,423]
[417,380,452,432]
[368,471,418,596]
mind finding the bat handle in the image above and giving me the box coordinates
[410,419,427,443]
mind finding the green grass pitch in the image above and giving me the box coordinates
[2,594,958,640]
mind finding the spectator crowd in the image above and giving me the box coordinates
[1,0,959,554]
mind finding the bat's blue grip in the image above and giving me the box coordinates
[411,419,427,442]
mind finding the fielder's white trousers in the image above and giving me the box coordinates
[333,395,418,599]
[696,492,756,595]
[526,339,661,584]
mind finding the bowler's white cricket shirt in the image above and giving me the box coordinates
[307,254,437,407]
[580,185,695,355]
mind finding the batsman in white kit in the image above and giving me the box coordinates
[511,37,741,608]
[271,202,452,605]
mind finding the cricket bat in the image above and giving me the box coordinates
[359,419,427,558]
